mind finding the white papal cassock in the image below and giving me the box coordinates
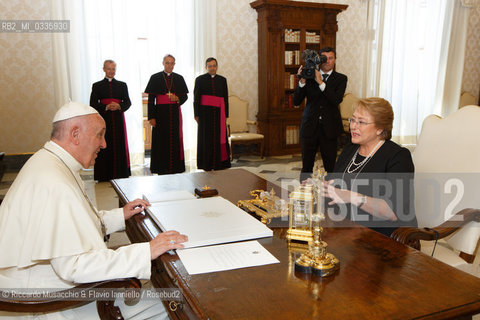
[0,141,166,319]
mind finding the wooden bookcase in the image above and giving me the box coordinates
[250,0,347,156]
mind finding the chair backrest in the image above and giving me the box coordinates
[339,93,359,120]
[459,91,477,109]
[414,106,480,173]
[228,95,249,133]
[413,106,480,254]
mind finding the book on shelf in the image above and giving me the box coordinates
[284,73,297,90]
[284,94,294,109]
[285,28,300,42]
[286,126,300,145]
[290,74,295,90]
[306,31,321,44]
[284,50,300,65]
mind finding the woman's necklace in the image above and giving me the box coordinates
[347,140,384,173]
[342,140,384,182]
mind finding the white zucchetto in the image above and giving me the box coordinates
[53,101,99,123]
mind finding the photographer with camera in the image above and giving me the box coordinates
[294,47,347,180]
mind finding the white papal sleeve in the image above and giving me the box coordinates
[51,242,151,283]
[100,208,126,235]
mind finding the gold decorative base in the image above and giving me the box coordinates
[237,200,271,224]
[286,229,313,242]
[237,189,288,224]
[287,241,309,254]
[295,251,340,277]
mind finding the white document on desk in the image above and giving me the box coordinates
[177,240,280,275]
[146,196,273,248]
[143,190,196,203]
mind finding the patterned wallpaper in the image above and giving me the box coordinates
[0,0,56,154]
[462,4,480,101]
[216,0,368,123]
[1,0,478,153]
[216,0,259,123]
[217,0,480,123]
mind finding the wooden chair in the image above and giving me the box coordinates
[339,93,359,133]
[392,106,480,275]
[0,278,141,319]
[0,152,5,178]
[227,95,264,159]
[459,90,477,108]
[0,152,5,205]
[338,93,359,148]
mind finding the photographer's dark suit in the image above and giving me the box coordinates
[293,71,347,176]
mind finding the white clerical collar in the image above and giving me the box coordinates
[44,141,84,173]
[105,77,113,82]
[210,74,216,78]
[164,72,172,76]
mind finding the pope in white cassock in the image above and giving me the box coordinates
[0,101,188,319]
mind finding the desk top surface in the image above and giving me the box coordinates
[112,169,480,320]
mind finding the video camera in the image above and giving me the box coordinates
[300,49,327,80]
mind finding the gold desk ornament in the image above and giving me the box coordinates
[237,189,288,224]
[286,184,314,242]
[291,168,340,277]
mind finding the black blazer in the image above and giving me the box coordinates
[293,71,347,139]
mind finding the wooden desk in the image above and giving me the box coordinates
[112,169,480,320]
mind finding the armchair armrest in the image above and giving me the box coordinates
[391,208,480,252]
[0,278,141,320]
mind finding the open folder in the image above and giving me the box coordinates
[145,195,273,249]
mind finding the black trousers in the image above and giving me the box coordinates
[301,123,338,179]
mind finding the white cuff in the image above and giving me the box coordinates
[101,208,126,234]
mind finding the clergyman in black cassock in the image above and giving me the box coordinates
[194,57,231,171]
[90,60,131,182]
[144,55,189,174]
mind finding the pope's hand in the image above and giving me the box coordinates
[123,198,150,220]
[150,231,188,259]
